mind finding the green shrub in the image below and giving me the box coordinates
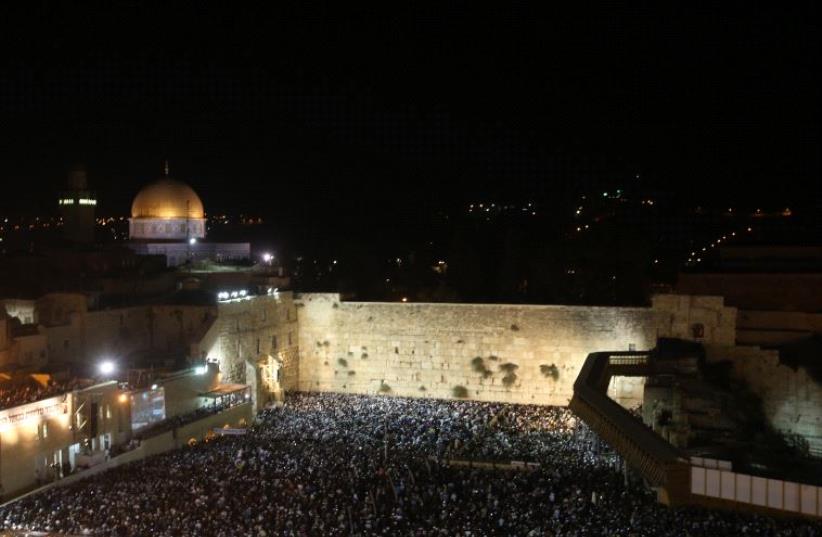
[540,364,560,380]
[452,385,469,398]
[502,373,518,387]
[471,356,494,378]
[378,382,391,393]
[499,362,519,374]
[337,358,348,368]
[347,370,356,376]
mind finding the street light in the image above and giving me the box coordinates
[98,360,115,376]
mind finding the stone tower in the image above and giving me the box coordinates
[58,164,97,243]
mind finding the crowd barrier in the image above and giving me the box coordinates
[691,466,822,517]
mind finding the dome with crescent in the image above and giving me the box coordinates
[128,172,207,241]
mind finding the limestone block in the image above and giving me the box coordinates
[691,295,725,310]
[689,308,721,327]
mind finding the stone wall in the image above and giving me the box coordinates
[43,304,216,367]
[194,292,299,390]
[720,346,822,457]
[295,293,663,407]
[650,294,737,347]
[652,294,822,456]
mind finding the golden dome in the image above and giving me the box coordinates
[131,178,205,219]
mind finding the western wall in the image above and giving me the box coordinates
[294,293,676,407]
[289,292,822,455]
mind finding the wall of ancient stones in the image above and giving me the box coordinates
[295,293,664,407]
[652,294,822,456]
[195,292,300,393]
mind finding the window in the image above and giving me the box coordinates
[691,323,705,339]
[271,335,278,350]
[287,332,293,346]
[40,422,48,440]
[628,343,636,351]
[256,338,261,354]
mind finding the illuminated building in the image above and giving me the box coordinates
[127,163,250,266]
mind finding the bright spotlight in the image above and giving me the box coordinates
[195,365,207,375]
[99,361,115,376]
[189,237,197,245]
[262,252,273,263]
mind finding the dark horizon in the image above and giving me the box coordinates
[0,5,819,222]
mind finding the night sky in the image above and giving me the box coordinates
[0,4,819,223]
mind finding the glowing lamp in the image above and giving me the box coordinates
[99,360,115,376]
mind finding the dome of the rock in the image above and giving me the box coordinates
[131,178,204,219]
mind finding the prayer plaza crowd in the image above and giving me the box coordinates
[1,392,821,536]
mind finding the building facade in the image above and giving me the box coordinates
[126,167,249,266]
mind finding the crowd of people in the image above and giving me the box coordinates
[0,377,85,411]
[1,392,820,536]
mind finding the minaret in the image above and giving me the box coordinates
[58,164,97,243]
